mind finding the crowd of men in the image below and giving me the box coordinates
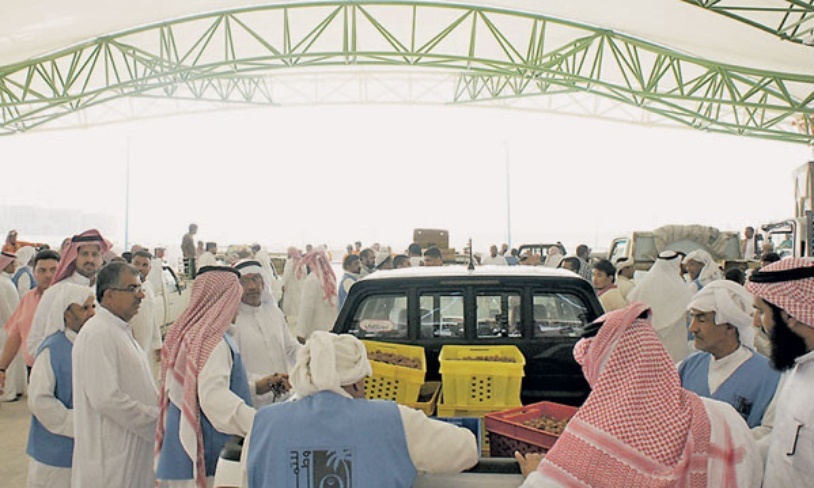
[1,225,813,487]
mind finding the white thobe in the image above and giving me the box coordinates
[233,302,301,407]
[239,398,479,487]
[197,252,217,269]
[16,268,33,298]
[158,338,256,488]
[71,307,158,488]
[616,275,635,300]
[27,272,91,360]
[1,272,24,401]
[130,281,162,369]
[280,258,304,329]
[521,398,763,487]
[763,350,814,487]
[27,329,77,488]
[481,255,508,266]
[295,273,338,341]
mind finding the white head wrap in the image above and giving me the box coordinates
[289,331,372,398]
[628,251,695,331]
[41,283,95,339]
[684,249,724,287]
[15,246,36,268]
[687,280,756,349]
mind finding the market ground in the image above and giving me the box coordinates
[0,397,29,486]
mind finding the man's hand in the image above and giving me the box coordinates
[514,450,545,479]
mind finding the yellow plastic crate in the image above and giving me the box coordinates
[405,381,441,416]
[363,340,426,405]
[439,345,525,407]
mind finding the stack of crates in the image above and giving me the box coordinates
[437,345,526,456]
[362,341,426,406]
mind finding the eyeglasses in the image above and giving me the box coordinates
[109,285,143,294]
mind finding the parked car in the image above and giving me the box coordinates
[332,265,603,405]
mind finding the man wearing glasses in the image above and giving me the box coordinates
[71,261,158,487]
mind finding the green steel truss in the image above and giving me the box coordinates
[683,0,814,44]
[0,1,812,143]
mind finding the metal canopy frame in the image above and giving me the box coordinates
[0,1,812,143]
[683,0,814,44]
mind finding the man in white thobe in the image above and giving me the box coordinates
[71,261,158,487]
[233,260,301,407]
[295,251,339,343]
[280,247,305,332]
[0,251,24,401]
[746,259,814,487]
[628,250,695,363]
[481,245,508,266]
[26,284,96,488]
[130,250,162,380]
[27,229,110,360]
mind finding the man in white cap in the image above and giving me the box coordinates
[71,261,156,487]
[684,249,724,292]
[27,229,111,359]
[746,258,814,486]
[26,283,95,488]
[241,331,479,487]
[12,245,38,297]
[233,260,301,407]
[628,250,695,362]
[614,257,636,300]
[374,251,394,270]
[679,280,781,433]
[0,250,22,401]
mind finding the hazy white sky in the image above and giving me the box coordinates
[0,103,809,263]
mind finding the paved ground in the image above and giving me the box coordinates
[0,397,30,487]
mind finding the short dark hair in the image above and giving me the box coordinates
[133,250,153,260]
[33,249,60,266]
[407,243,422,255]
[206,242,217,252]
[761,252,781,264]
[560,256,581,271]
[576,244,590,257]
[593,259,616,279]
[343,254,360,269]
[393,254,410,267]
[359,248,376,260]
[96,262,139,303]
[724,268,746,285]
[424,246,443,260]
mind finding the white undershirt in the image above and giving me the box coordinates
[708,345,752,394]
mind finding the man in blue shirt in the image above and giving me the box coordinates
[679,280,780,434]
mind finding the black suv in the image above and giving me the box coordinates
[332,265,603,405]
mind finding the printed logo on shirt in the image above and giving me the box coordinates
[734,395,753,420]
[288,447,353,487]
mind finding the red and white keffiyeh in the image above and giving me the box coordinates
[746,258,814,328]
[536,302,719,487]
[155,266,243,488]
[297,250,337,305]
[51,229,112,284]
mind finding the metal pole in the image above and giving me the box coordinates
[505,141,511,249]
[124,136,131,251]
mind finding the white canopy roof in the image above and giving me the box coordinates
[1,1,812,138]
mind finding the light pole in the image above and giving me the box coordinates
[505,141,512,249]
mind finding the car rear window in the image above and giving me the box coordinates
[476,292,522,338]
[348,294,408,339]
[419,292,464,338]
[531,292,590,337]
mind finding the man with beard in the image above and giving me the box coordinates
[746,258,814,486]
[27,229,111,359]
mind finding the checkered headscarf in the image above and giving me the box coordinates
[537,302,715,486]
[746,258,814,328]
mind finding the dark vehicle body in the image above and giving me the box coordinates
[332,266,603,405]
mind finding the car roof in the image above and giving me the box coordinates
[358,264,584,282]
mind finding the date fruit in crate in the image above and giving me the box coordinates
[450,356,517,363]
[368,351,421,369]
[522,415,569,435]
